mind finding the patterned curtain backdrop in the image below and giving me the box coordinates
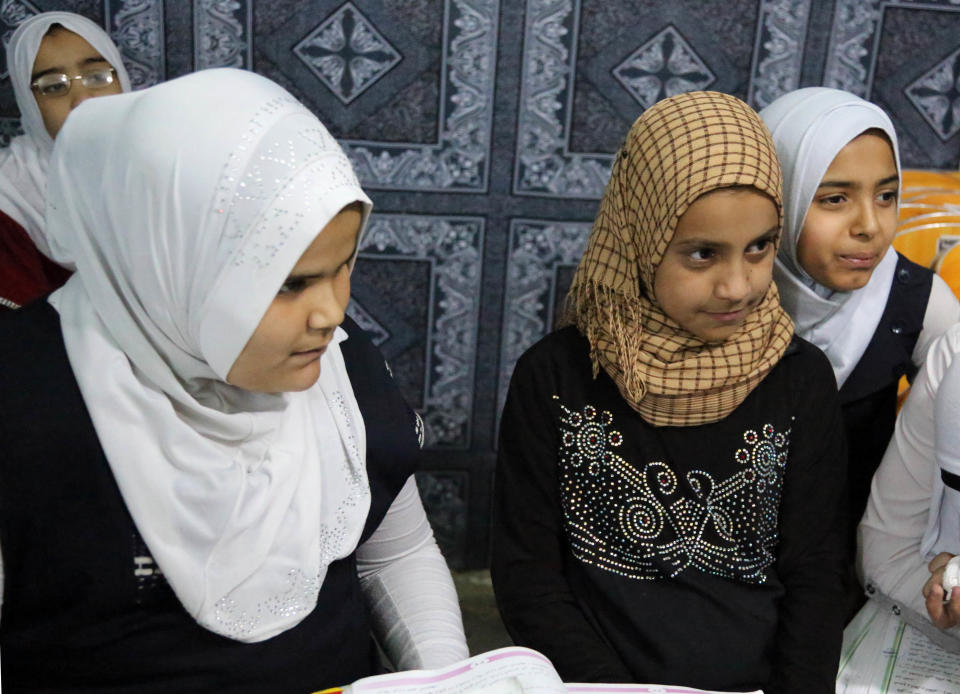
[7,0,960,567]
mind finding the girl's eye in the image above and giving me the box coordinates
[278,278,308,295]
[689,248,714,262]
[747,238,773,255]
[820,194,846,205]
[877,190,898,205]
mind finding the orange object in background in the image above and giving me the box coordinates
[895,170,960,289]
[936,243,960,298]
[892,170,960,412]
[894,213,960,269]
[900,170,960,196]
[897,374,910,412]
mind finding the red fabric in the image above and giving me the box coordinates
[0,208,71,310]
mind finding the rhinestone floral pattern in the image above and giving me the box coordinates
[209,388,369,640]
[556,397,792,584]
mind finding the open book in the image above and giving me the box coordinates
[313,646,762,694]
[837,599,960,694]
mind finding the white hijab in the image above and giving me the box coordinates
[44,68,373,643]
[0,11,131,258]
[760,87,901,388]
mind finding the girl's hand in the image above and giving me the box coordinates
[922,552,960,629]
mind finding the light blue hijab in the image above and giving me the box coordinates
[760,87,901,387]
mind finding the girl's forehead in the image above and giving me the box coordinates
[824,132,898,180]
[33,28,103,69]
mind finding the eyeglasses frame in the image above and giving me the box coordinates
[30,66,118,98]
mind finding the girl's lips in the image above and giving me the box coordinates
[705,307,748,323]
[838,252,877,268]
[289,345,327,361]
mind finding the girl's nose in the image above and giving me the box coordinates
[852,198,881,238]
[715,262,751,302]
[306,283,345,332]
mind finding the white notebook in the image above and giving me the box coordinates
[314,646,762,694]
[837,599,960,694]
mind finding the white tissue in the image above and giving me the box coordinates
[943,555,960,597]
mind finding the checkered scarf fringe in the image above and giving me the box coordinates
[563,91,794,427]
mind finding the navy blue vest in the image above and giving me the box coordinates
[839,253,932,546]
[0,304,419,693]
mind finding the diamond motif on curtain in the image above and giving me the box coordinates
[293,2,402,105]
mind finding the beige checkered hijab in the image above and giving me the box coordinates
[565,91,793,427]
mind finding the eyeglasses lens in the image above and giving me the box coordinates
[34,74,70,96]
[33,68,115,96]
[81,69,115,89]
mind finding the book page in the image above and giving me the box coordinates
[324,647,764,694]
[343,648,566,694]
[837,601,892,694]
[567,684,762,693]
[881,619,960,694]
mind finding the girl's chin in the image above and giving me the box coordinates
[823,271,873,293]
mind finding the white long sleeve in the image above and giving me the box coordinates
[912,274,960,368]
[860,323,960,643]
[357,475,469,670]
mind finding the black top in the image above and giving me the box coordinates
[491,327,846,694]
[838,253,932,550]
[0,302,419,693]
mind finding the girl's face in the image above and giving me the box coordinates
[796,132,898,292]
[31,27,122,138]
[227,205,362,393]
[654,187,779,343]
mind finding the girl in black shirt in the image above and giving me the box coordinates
[492,91,846,694]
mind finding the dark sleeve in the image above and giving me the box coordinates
[338,316,421,542]
[769,346,847,694]
[490,344,633,683]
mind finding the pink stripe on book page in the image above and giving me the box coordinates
[352,650,554,690]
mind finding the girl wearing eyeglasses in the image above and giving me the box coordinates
[0,12,129,312]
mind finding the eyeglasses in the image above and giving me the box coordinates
[30,67,117,97]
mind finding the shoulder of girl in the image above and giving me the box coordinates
[0,298,58,353]
[780,333,835,376]
[518,326,589,368]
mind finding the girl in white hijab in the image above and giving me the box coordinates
[859,322,960,652]
[760,88,960,576]
[0,11,130,257]
[0,68,467,691]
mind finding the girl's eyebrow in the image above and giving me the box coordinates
[81,55,110,65]
[673,227,778,249]
[283,230,361,281]
[31,55,110,81]
[671,237,724,250]
[754,226,780,240]
[818,173,898,190]
[31,66,64,80]
[284,271,325,282]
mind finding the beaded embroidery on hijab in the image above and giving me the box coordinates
[564,91,794,428]
[45,68,373,642]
